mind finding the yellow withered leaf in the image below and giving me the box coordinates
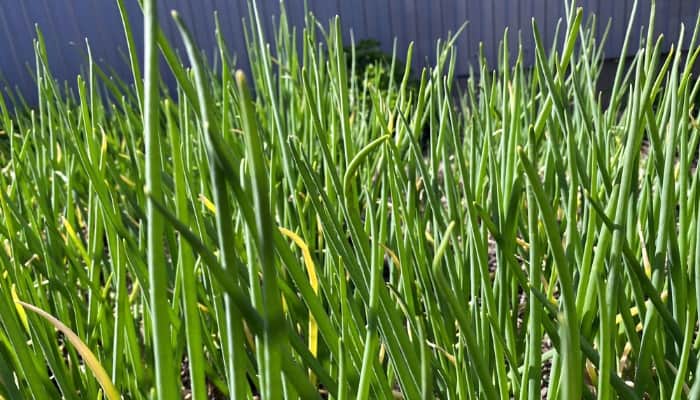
[10,285,28,332]
[15,301,120,400]
[199,194,217,215]
[278,227,319,363]
[62,217,90,266]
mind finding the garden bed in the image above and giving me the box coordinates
[0,1,699,399]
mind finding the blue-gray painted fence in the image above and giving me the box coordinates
[1,1,697,104]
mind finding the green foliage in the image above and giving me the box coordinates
[344,38,416,109]
[347,39,400,88]
[1,1,700,399]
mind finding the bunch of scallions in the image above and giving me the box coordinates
[1,0,700,399]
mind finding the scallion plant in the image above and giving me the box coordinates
[1,0,700,399]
